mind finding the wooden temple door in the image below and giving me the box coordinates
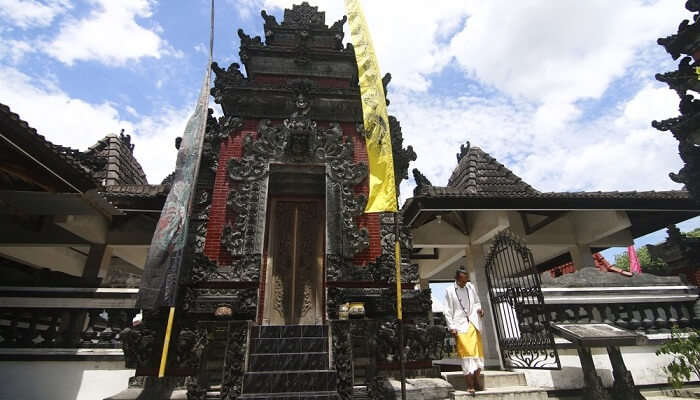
[263,198,324,325]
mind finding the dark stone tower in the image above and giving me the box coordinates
[121,3,442,399]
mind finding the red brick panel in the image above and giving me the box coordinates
[203,122,255,264]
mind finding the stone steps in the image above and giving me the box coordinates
[442,370,527,390]
[443,371,547,400]
[241,324,337,397]
[452,385,548,400]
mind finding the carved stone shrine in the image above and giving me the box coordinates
[119,3,439,399]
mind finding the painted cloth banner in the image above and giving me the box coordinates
[628,245,642,275]
[136,50,213,310]
[345,0,397,213]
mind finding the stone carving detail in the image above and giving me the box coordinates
[223,87,370,263]
[183,287,257,317]
[261,10,279,41]
[220,322,248,400]
[655,6,700,201]
[412,168,432,193]
[211,62,248,103]
[340,184,369,257]
[121,325,157,369]
[176,326,208,369]
[185,376,207,400]
[283,2,325,27]
[190,191,210,255]
[272,274,284,315]
[331,321,353,400]
[222,182,262,257]
[380,213,411,255]
[120,310,164,369]
[191,254,261,283]
[374,320,447,362]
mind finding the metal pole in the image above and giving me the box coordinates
[394,213,406,400]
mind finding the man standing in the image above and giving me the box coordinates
[445,268,485,394]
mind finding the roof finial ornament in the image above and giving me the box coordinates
[457,141,470,163]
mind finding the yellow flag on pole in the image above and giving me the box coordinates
[345,0,398,213]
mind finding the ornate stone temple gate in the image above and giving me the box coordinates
[119,3,443,399]
[483,230,561,370]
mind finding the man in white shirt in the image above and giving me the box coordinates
[444,268,485,394]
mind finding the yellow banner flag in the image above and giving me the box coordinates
[345,0,398,213]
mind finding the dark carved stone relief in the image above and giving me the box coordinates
[388,116,417,193]
[326,287,431,318]
[121,310,164,369]
[211,62,248,104]
[655,5,700,201]
[222,182,263,257]
[331,321,353,400]
[183,287,257,317]
[121,325,157,369]
[325,253,417,284]
[374,320,447,363]
[412,168,433,196]
[222,86,370,264]
[176,326,208,369]
[282,2,325,28]
[220,322,248,400]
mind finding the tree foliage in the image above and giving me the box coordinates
[656,327,700,389]
[613,246,667,273]
[685,227,700,238]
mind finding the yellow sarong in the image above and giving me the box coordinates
[456,323,484,359]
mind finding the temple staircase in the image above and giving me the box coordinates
[443,370,548,399]
[238,324,338,399]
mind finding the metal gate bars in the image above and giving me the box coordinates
[484,230,561,370]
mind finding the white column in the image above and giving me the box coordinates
[466,244,503,369]
[569,244,596,270]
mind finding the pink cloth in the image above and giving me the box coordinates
[628,245,642,274]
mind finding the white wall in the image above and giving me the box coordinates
[0,361,134,400]
[519,345,677,390]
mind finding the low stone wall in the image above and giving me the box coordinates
[518,341,681,390]
[0,360,134,400]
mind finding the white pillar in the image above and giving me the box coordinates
[570,244,596,270]
[466,244,503,369]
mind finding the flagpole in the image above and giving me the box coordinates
[395,213,406,400]
[343,1,406,397]
[154,0,215,378]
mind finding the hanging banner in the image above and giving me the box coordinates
[345,0,397,213]
[136,3,214,311]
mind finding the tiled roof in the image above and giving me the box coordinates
[414,144,691,201]
[413,187,691,200]
[101,184,169,198]
[0,103,97,191]
[85,133,148,186]
[445,146,538,195]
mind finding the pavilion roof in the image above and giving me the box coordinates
[444,145,538,196]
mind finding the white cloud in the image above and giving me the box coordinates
[234,0,469,91]
[393,82,683,196]
[449,0,687,104]
[131,107,191,184]
[0,65,187,183]
[0,39,34,64]
[0,0,71,29]
[44,0,176,66]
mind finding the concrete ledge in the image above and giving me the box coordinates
[0,347,124,361]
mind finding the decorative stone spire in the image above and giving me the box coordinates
[654,2,700,201]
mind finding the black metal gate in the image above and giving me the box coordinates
[484,230,561,370]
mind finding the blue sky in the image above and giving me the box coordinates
[1,1,698,299]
